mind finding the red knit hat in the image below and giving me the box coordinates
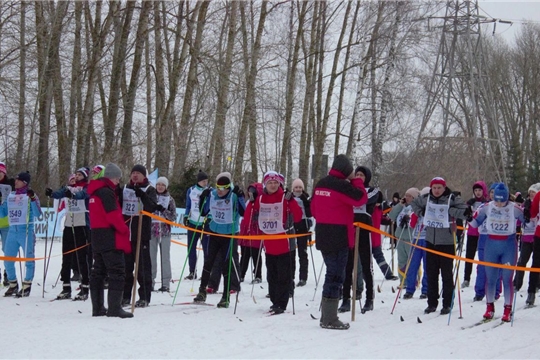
[430,177,446,188]
[0,162,6,175]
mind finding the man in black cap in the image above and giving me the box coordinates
[121,164,162,307]
[311,155,367,330]
[183,170,210,280]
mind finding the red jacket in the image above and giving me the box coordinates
[371,206,382,248]
[311,171,366,251]
[242,187,302,256]
[88,178,131,254]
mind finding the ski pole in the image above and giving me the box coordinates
[42,197,51,297]
[308,237,318,287]
[351,227,360,321]
[312,260,325,302]
[44,204,60,289]
[130,212,144,313]
[448,227,465,324]
[391,227,419,314]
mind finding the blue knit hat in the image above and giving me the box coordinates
[493,183,509,202]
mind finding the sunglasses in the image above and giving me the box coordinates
[216,184,231,190]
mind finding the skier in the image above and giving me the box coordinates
[122,164,163,308]
[291,178,312,287]
[46,167,91,300]
[411,177,468,315]
[242,171,302,314]
[311,154,366,330]
[239,182,264,284]
[183,170,209,280]
[1,171,42,297]
[193,172,245,308]
[468,183,523,322]
[150,176,176,292]
[88,163,133,318]
[0,161,14,286]
[461,181,488,288]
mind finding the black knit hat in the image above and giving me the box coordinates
[331,154,353,178]
[16,171,31,185]
[355,166,372,186]
[197,170,208,183]
[131,164,147,177]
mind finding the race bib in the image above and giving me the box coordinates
[188,187,203,223]
[7,193,29,226]
[152,194,171,222]
[423,198,450,229]
[258,196,286,234]
[122,187,139,216]
[209,196,233,225]
[486,202,516,236]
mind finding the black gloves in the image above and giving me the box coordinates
[524,207,531,223]
[466,198,476,206]
[307,218,313,229]
[284,188,293,201]
[299,191,309,202]
[200,188,212,206]
[134,186,145,198]
[515,193,524,204]
[400,197,407,205]
[45,188,53,197]
[399,215,410,228]
[463,206,473,218]
[155,204,166,213]
[27,189,35,198]
[232,185,244,198]
[64,189,73,199]
[183,216,190,227]
[248,187,258,202]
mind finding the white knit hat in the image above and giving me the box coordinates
[156,176,169,189]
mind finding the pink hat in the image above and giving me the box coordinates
[0,162,6,175]
[92,165,105,174]
[263,171,283,187]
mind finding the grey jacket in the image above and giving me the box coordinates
[388,203,414,242]
[410,188,468,245]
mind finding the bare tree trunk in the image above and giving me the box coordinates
[104,1,135,158]
[16,1,26,170]
[174,1,210,176]
[234,1,268,183]
[145,29,152,171]
[278,1,307,181]
[372,1,394,183]
[209,1,238,175]
[120,0,152,168]
[334,1,360,157]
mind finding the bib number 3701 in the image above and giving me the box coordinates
[262,221,278,230]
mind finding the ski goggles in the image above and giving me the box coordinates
[216,184,231,191]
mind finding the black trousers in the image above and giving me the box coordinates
[266,252,291,310]
[61,226,90,286]
[513,241,533,291]
[294,220,310,281]
[526,236,540,293]
[240,245,263,280]
[200,235,240,295]
[91,249,126,292]
[426,242,455,308]
[124,241,153,302]
[463,235,479,282]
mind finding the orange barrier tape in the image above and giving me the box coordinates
[0,243,89,262]
[141,211,313,241]
[353,222,540,273]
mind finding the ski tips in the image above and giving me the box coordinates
[400,316,404,322]
[377,285,381,293]
[417,316,422,323]
[391,286,395,293]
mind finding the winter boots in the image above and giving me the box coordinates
[501,304,512,322]
[135,299,149,308]
[483,302,495,320]
[320,297,349,330]
[106,290,133,318]
[526,293,536,306]
[74,285,89,301]
[4,281,18,297]
[361,298,374,314]
[403,293,413,300]
[16,281,31,297]
[217,296,229,308]
[184,272,197,280]
[461,280,470,288]
[440,307,451,315]
[57,284,72,300]
[424,306,437,314]
[338,298,351,313]
[296,279,306,287]
[90,283,107,317]
[193,288,207,303]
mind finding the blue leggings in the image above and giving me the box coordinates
[405,238,427,295]
[484,237,517,306]
[474,234,501,297]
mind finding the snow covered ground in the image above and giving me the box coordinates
[2,235,539,359]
